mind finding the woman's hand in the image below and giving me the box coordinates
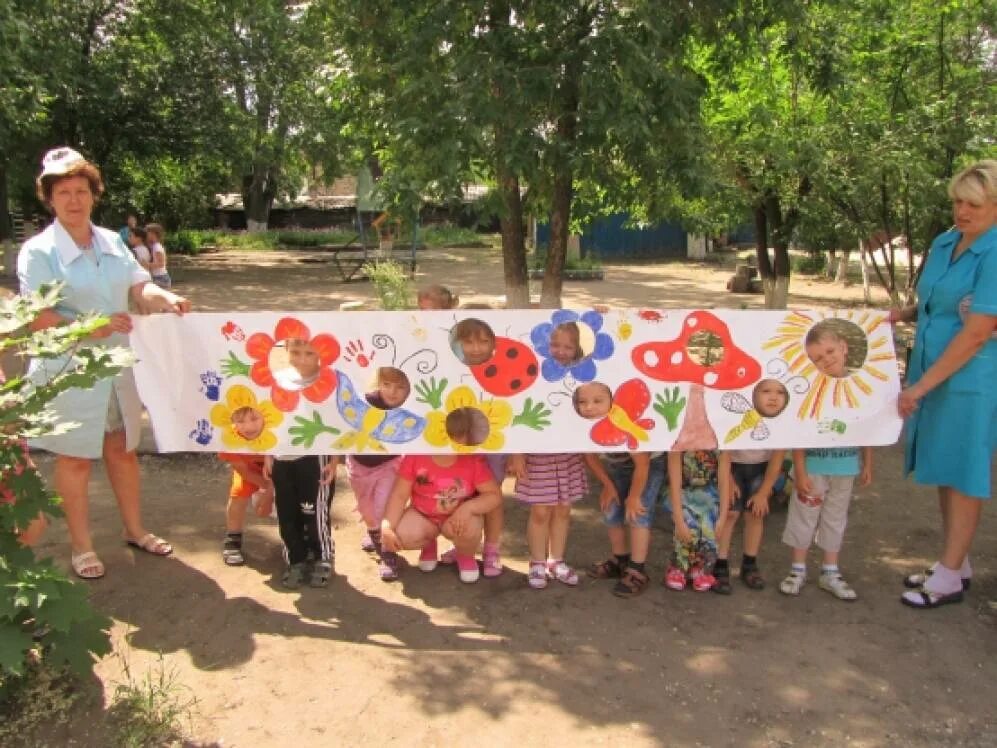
[162,293,191,315]
[91,312,133,339]
[898,384,925,418]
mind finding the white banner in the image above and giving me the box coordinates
[131,308,903,455]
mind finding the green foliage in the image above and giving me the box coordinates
[791,251,827,275]
[1,286,125,678]
[531,250,602,271]
[420,225,485,248]
[276,229,356,247]
[164,230,219,256]
[107,650,195,748]
[0,658,81,745]
[363,260,413,311]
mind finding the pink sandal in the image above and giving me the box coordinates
[664,566,686,591]
[547,560,579,586]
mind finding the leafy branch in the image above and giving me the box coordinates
[288,411,341,448]
[512,397,552,431]
[414,376,448,410]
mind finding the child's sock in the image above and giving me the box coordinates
[820,563,839,576]
[614,552,631,569]
[715,558,730,575]
[741,554,757,570]
[790,562,806,576]
[483,541,500,556]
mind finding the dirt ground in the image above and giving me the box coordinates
[23,246,997,747]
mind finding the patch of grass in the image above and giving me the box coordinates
[0,657,81,746]
[362,259,413,310]
[531,250,603,271]
[276,229,356,247]
[107,650,196,748]
[421,225,485,248]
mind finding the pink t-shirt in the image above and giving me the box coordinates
[398,454,494,520]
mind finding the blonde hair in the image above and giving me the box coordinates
[551,321,582,362]
[948,160,997,205]
[804,320,846,348]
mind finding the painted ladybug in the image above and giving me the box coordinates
[470,337,539,397]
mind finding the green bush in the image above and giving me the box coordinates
[421,225,484,248]
[791,251,827,275]
[1,286,126,678]
[362,260,413,310]
[164,229,219,256]
[276,229,355,247]
[531,249,603,271]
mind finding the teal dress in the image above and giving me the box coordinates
[905,225,997,498]
[17,220,151,458]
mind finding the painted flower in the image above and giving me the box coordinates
[530,309,614,383]
[245,317,340,412]
[423,385,512,452]
[209,384,284,451]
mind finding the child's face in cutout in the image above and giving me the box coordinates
[287,339,320,378]
[806,335,848,378]
[574,383,612,419]
[232,408,264,441]
[550,330,580,366]
[378,377,409,408]
[461,333,493,365]
[753,379,789,417]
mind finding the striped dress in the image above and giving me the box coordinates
[515,453,588,505]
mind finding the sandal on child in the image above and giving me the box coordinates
[528,561,548,589]
[482,549,503,578]
[222,534,244,566]
[71,551,105,580]
[900,587,963,609]
[125,533,173,556]
[310,560,333,588]
[547,560,579,586]
[612,567,649,598]
[588,557,624,579]
[282,562,307,589]
[692,571,716,592]
[903,568,971,591]
[741,567,766,590]
[819,572,857,601]
[779,571,806,596]
[711,569,732,595]
[664,566,687,591]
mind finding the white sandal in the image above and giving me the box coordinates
[71,551,105,580]
[779,571,806,596]
[819,572,857,601]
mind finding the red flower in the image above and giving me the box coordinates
[244,317,340,412]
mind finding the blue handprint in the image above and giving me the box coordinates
[189,419,213,445]
[200,370,222,401]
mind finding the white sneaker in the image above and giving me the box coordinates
[819,572,857,601]
[779,571,806,596]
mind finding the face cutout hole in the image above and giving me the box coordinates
[368,366,410,409]
[752,378,790,418]
[445,406,489,447]
[231,406,265,441]
[572,382,613,420]
[270,337,321,389]
[450,318,496,366]
[548,321,596,366]
[685,330,725,367]
[804,319,867,378]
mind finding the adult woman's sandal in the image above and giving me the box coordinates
[125,533,173,556]
[71,551,105,580]
[900,587,963,609]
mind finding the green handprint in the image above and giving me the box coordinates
[289,411,341,448]
[415,377,448,410]
[220,350,250,378]
[512,397,552,431]
[654,387,686,431]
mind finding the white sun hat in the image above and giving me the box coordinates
[40,147,87,177]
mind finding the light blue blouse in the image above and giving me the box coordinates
[17,220,151,458]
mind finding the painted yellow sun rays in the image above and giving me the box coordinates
[762,310,893,420]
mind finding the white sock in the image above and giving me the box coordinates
[960,556,972,578]
[790,563,806,576]
[821,563,839,576]
[923,562,961,594]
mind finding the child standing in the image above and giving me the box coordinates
[345,366,408,581]
[379,408,502,584]
[778,446,872,600]
[509,451,587,589]
[263,453,338,588]
[127,226,152,271]
[665,450,731,592]
[144,223,172,289]
[218,452,272,566]
[712,448,785,593]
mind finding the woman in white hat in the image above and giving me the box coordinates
[17,146,190,579]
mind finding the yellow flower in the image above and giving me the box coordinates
[423,385,512,453]
[209,384,283,452]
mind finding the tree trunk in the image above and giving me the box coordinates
[763,190,792,310]
[242,167,276,232]
[835,249,850,283]
[858,241,872,304]
[497,168,529,308]
[824,249,837,280]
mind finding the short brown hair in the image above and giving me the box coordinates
[453,318,494,343]
[145,223,165,240]
[36,162,104,207]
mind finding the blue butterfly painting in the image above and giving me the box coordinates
[333,370,426,452]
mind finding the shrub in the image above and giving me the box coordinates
[276,229,355,247]
[421,225,483,248]
[791,251,827,275]
[1,286,125,678]
[362,260,413,310]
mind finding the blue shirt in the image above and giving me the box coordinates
[805,447,860,476]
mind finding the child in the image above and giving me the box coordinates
[665,450,731,592]
[144,223,172,289]
[713,448,785,593]
[127,226,152,271]
[549,321,584,365]
[345,366,408,580]
[451,318,495,366]
[417,284,459,310]
[379,408,502,584]
[263,453,338,589]
[805,322,852,378]
[218,406,274,565]
[778,446,872,600]
[275,337,320,390]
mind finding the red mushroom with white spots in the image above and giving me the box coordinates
[632,310,762,449]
